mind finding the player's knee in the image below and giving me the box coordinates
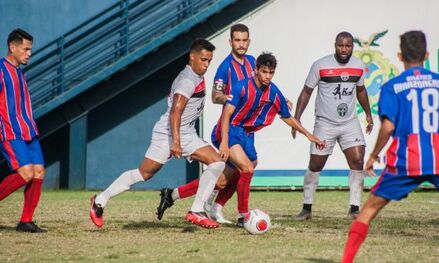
[308,164,323,173]
[349,158,364,170]
[215,175,227,189]
[33,166,46,180]
[18,165,35,182]
[240,165,254,174]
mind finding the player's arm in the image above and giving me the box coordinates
[291,86,313,138]
[219,103,235,161]
[211,87,228,105]
[281,117,325,149]
[356,85,374,134]
[169,94,189,158]
[365,118,395,176]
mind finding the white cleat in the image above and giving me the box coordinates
[207,209,233,224]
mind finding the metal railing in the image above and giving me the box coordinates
[24,0,233,117]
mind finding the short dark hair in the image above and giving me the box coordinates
[335,31,353,42]
[7,28,33,48]
[256,52,277,70]
[230,24,249,39]
[190,38,215,53]
[400,31,426,63]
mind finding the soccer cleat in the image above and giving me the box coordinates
[90,195,104,228]
[347,205,360,220]
[294,209,312,221]
[206,208,232,224]
[236,216,245,227]
[16,222,47,233]
[185,211,220,228]
[156,188,174,220]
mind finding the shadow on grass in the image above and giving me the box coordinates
[303,258,337,263]
[0,225,16,231]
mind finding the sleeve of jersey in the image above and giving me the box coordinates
[304,61,320,88]
[378,85,398,124]
[357,62,366,86]
[275,89,292,118]
[226,81,243,107]
[213,63,228,88]
[174,79,194,99]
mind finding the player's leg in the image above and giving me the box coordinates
[296,119,335,220]
[19,139,46,232]
[342,193,389,263]
[0,140,33,202]
[91,132,167,228]
[186,144,225,228]
[343,145,365,218]
[340,119,367,218]
[227,144,254,226]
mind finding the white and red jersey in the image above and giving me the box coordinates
[153,65,205,135]
[305,54,365,124]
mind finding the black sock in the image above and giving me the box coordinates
[303,204,312,212]
[350,205,359,213]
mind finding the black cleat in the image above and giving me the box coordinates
[156,188,174,220]
[348,205,360,220]
[16,222,47,233]
[295,209,312,221]
[237,216,244,228]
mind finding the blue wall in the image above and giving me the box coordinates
[0,0,118,55]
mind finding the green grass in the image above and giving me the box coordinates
[0,191,438,262]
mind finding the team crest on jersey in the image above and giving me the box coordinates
[340,72,350,81]
[337,103,348,117]
[353,30,399,119]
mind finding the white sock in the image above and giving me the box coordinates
[348,170,364,207]
[95,169,144,207]
[171,188,180,201]
[190,161,225,213]
[303,170,320,204]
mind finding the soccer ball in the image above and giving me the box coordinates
[243,209,271,235]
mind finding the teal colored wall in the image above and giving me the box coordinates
[0,0,118,55]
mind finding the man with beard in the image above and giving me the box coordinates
[292,32,374,220]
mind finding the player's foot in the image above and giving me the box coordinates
[347,205,360,219]
[185,211,220,229]
[237,216,244,227]
[156,188,174,220]
[206,208,232,224]
[90,195,104,228]
[295,209,312,221]
[16,222,47,233]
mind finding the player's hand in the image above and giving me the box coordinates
[365,154,380,176]
[219,142,229,161]
[308,135,326,150]
[171,143,183,159]
[366,115,374,135]
[291,127,297,139]
[286,98,293,111]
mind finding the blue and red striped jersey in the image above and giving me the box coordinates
[222,77,291,133]
[379,66,439,176]
[214,54,255,95]
[0,58,38,141]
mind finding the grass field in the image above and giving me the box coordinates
[0,190,438,262]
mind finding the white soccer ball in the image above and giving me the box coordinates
[243,209,271,235]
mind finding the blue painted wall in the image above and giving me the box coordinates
[0,0,118,55]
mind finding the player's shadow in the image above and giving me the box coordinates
[0,225,17,231]
[302,258,337,263]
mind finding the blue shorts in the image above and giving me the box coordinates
[211,124,257,162]
[0,138,45,171]
[372,172,439,201]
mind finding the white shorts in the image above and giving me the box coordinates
[145,131,210,164]
[310,118,366,155]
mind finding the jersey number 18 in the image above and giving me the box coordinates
[406,88,439,133]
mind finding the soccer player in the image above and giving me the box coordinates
[293,32,373,221]
[156,24,256,224]
[342,30,439,263]
[215,52,325,226]
[90,39,225,229]
[0,28,47,233]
